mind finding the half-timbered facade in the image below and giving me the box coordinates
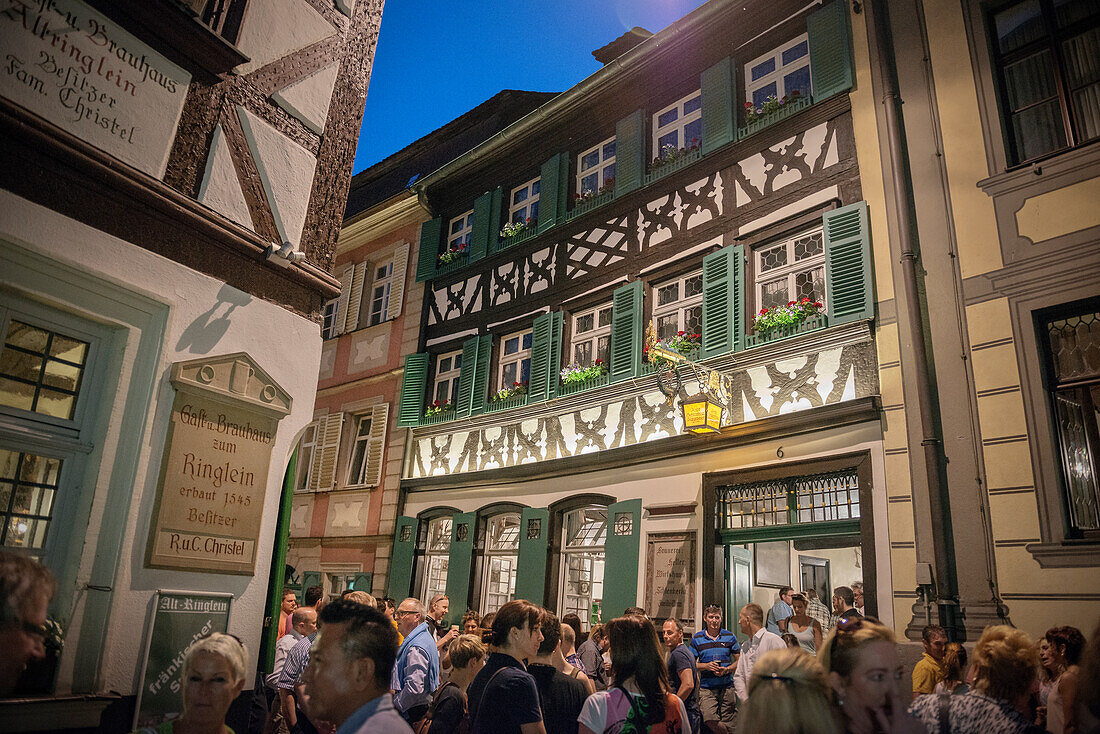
[0,0,382,719]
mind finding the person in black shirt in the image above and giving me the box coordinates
[527,611,588,734]
[467,600,546,734]
[662,617,701,734]
[428,634,486,734]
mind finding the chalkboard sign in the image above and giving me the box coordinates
[133,590,233,728]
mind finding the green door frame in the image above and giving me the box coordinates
[259,448,297,672]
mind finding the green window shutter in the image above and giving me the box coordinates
[823,201,874,325]
[527,311,564,403]
[538,153,569,232]
[415,217,442,282]
[387,516,418,599]
[602,499,642,618]
[350,572,373,593]
[514,507,549,604]
[701,57,736,154]
[469,188,500,262]
[397,353,429,427]
[701,245,745,358]
[455,336,482,419]
[614,110,645,196]
[444,512,476,625]
[301,571,322,594]
[488,187,503,253]
[609,281,643,383]
[808,0,854,102]
[470,334,493,416]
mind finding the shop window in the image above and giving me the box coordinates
[745,34,812,109]
[498,330,532,391]
[988,0,1100,165]
[1044,307,1100,534]
[653,271,703,340]
[577,137,616,196]
[652,91,702,156]
[559,506,607,627]
[570,304,612,367]
[754,229,826,313]
[482,512,520,615]
[422,516,452,605]
[509,178,541,225]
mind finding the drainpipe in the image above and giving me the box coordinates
[865,0,960,637]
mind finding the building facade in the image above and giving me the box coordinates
[387,0,1100,642]
[0,0,382,723]
[287,91,556,601]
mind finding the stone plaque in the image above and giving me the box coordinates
[645,532,696,625]
[146,354,290,575]
[1,0,191,178]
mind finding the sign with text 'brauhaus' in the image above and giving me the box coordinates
[146,354,291,575]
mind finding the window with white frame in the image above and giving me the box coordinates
[509,178,540,225]
[571,304,613,366]
[754,229,826,313]
[559,506,607,627]
[422,516,452,605]
[577,138,616,196]
[481,512,520,615]
[328,572,357,599]
[295,421,318,491]
[346,408,386,488]
[0,309,101,560]
[498,330,532,390]
[653,271,704,341]
[321,299,339,340]
[367,260,393,327]
[448,211,475,252]
[433,351,462,405]
[652,91,702,156]
[745,34,811,109]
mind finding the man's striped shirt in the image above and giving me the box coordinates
[689,628,740,689]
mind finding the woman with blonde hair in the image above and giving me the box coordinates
[134,633,248,734]
[909,624,1044,734]
[735,647,840,734]
[933,642,970,695]
[820,616,924,734]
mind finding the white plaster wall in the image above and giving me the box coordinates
[0,191,321,692]
[403,422,893,633]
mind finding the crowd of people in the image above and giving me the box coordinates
[2,551,1099,734]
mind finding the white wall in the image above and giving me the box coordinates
[1,190,321,693]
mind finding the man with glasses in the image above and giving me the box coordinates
[0,551,55,695]
[391,597,440,726]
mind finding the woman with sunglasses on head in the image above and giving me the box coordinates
[577,615,687,734]
[134,633,248,734]
[909,625,1045,734]
[735,647,840,734]
[820,616,924,734]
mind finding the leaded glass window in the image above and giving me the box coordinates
[482,513,520,615]
[718,470,860,530]
[422,516,451,604]
[561,507,607,626]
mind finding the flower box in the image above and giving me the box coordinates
[644,143,702,185]
[743,312,828,348]
[569,190,614,219]
[558,361,609,396]
[557,372,611,396]
[434,251,469,277]
[739,95,811,139]
[484,392,528,413]
[496,225,538,251]
[419,407,456,426]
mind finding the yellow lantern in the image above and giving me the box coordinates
[680,393,723,434]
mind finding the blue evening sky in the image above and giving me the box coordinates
[353,0,709,173]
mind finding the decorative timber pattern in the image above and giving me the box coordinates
[410,339,875,478]
[566,216,632,279]
[637,172,725,250]
[428,274,488,326]
[491,246,556,308]
[729,120,840,207]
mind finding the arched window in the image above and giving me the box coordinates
[481,512,520,614]
[422,516,451,604]
[560,506,607,626]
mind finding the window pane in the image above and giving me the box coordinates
[34,389,74,419]
[759,244,788,272]
[6,322,49,353]
[454,354,462,370]
[994,0,1045,54]
[684,306,702,335]
[658,108,679,127]
[598,307,613,328]
[439,356,452,373]
[0,450,61,553]
[1053,0,1100,28]
[657,131,679,151]
[1072,83,1100,140]
[428,518,452,552]
[657,283,680,306]
[657,315,679,340]
[356,418,372,438]
[1012,100,1068,160]
[753,82,778,107]
[683,95,702,114]
[522,333,533,350]
[50,336,87,364]
[565,507,607,547]
[1047,311,1100,382]
[0,350,40,383]
[782,40,809,64]
[505,337,520,355]
[603,162,616,183]
[597,335,611,365]
[793,232,824,260]
[511,206,529,223]
[761,280,790,311]
[574,342,593,365]
[576,314,595,334]
[435,381,450,403]
[488,514,521,551]
[752,57,776,81]
[603,140,616,159]
[520,358,531,384]
[580,173,598,193]
[581,150,600,169]
[1053,391,1100,530]
[685,119,702,148]
[784,65,811,99]
[531,180,540,195]
[0,377,34,412]
[503,362,517,386]
[1005,50,1059,109]
[795,267,826,304]
[684,274,703,298]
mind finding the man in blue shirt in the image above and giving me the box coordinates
[765,586,793,634]
[689,604,740,731]
[302,598,410,734]
[391,597,441,725]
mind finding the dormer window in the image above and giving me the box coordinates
[745,34,811,109]
[577,138,616,197]
[509,178,541,224]
[448,211,474,251]
[652,91,702,156]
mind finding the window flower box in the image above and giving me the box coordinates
[558,361,609,395]
[739,94,811,139]
[743,310,828,349]
[644,331,701,367]
[485,382,529,413]
[644,141,702,185]
[499,219,538,250]
[419,402,456,426]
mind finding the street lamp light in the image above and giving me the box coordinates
[680,392,723,434]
